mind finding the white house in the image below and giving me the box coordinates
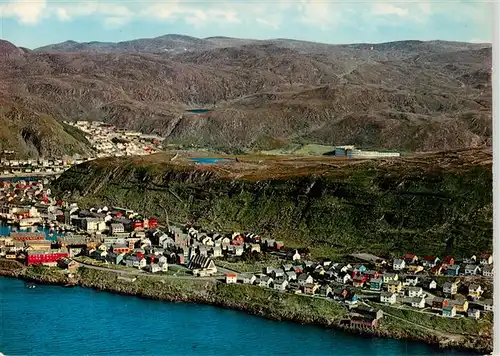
[225,273,238,284]
[241,274,257,285]
[443,282,458,295]
[380,292,397,304]
[464,264,482,276]
[273,279,288,291]
[403,276,419,286]
[407,286,423,298]
[292,250,301,261]
[393,259,406,271]
[483,299,493,312]
[482,265,493,277]
[149,263,162,273]
[410,296,426,309]
[428,280,437,290]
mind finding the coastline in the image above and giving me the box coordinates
[0,260,491,355]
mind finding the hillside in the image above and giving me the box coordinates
[0,36,493,156]
[52,149,492,259]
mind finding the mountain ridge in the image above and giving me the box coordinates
[0,36,492,157]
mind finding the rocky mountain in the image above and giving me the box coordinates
[0,35,492,157]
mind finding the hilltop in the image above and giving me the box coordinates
[53,148,492,259]
[0,35,492,157]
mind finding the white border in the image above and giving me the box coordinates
[494,0,499,354]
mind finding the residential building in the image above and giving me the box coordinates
[483,299,493,312]
[422,256,440,268]
[380,292,397,305]
[451,299,469,313]
[446,265,460,276]
[428,280,437,290]
[297,274,314,286]
[402,253,418,264]
[468,284,483,299]
[335,272,351,284]
[468,309,480,320]
[370,278,383,291]
[407,286,423,298]
[240,274,257,285]
[386,280,402,293]
[273,278,288,291]
[382,273,398,283]
[319,285,333,297]
[407,296,425,309]
[464,264,481,276]
[393,259,406,271]
[407,265,424,274]
[285,271,297,281]
[443,282,458,296]
[110,223,125,235]
[432,297,449,310]
[291,250,301,261]
[258,276,273,288]
[149,264,162,273]
[403,275,419,286]
[482,265,493,277]
[479,253,493,265]
[225,273,238,284]
[303,283,319,295]
[442,306,457,318]
[464,255,477,264]
[352,276,367,288]
[188,255,217,276]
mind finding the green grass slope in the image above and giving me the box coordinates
[52,149,492,259]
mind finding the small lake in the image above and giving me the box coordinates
[185,108,211,114]
[189,158,229,164]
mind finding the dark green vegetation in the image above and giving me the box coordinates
[0,37,492,157]
[53,149,492,259]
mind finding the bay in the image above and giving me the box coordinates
[0,277,472,356]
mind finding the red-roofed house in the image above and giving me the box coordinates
[403,254,418,264]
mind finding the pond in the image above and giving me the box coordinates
[189,158,229,164]
[185,109,211,114]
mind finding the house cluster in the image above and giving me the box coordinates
[224,259,359,305]
[0,157,90,176]
[0,180,53,206]
[0,232,70,266]
[392,253,494,278]
[65,121,163,158]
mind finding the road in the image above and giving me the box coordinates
[76,261,218,281]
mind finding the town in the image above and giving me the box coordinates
[0,121,162,178]
[0,176,493,331]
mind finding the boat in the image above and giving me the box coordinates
[25,283,36,289]
[64,283,76,288]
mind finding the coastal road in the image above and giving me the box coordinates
[75,261,218,281]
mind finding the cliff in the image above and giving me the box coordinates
[52,149,492,258]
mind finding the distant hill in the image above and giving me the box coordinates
[0,35,491,157]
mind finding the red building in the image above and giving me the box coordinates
[148,218,158,229]
[133,221,144,231]
[10,232,46,241]
[26,249,69,265]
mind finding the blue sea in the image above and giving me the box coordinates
[0,278,473,356]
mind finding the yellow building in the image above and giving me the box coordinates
[386,280,402,293]
[452,299,469,312]
[407,265,424,273]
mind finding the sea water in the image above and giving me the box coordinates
[0,278,473,356]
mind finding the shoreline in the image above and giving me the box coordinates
[0,262,491,355]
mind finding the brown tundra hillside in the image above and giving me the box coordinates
[0,36,492,157]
